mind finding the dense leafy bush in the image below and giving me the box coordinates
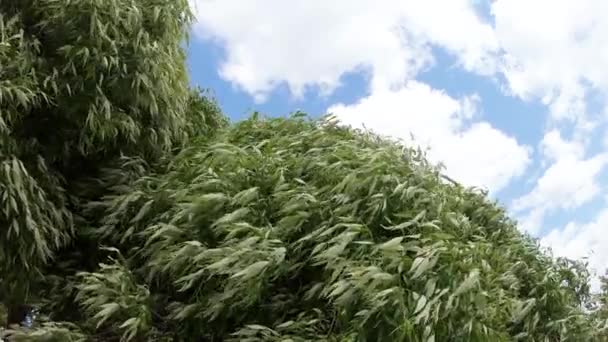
[0,0,222,329]
[22,115,598,341]
[1,0,607,341]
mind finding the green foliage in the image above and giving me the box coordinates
[72,115,604,340]
[0,0,223,321]
[2,0,194,160]
[4,322,87,342]
[75,248,153,341]
[183,87,229,144]
[2,0,607,340]
[0,10,73,305]
[592,273,608,334]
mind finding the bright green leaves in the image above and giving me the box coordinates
[25,0,193,157]
[0,157,72,301]
[0,3,602,338]
[4,108,601,340]
[453,269,480,297]
[78,114,604,340]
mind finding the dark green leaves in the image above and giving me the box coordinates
[0,0,223,338]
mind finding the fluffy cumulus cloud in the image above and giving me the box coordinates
[491,0,608,281]
[189,0,498,100]
[513,157,607,234]
[492,0,608,124]
[512,130,608,234]
[328,82,530,192]
[540,130,585,162]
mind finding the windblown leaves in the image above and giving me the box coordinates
[80,115,604,340]
[75,249,152,341]
[0,0,221,325]
[1,0,605,338]
[0,157,71,290]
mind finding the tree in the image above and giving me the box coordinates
[10,114,597,341]
[0,0,216,327]
[593,273,608,334]
[1,0,606,340]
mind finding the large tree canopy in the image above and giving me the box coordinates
[60,115,604,341]
[0,0,223,327]
[4,114,606,340]
[0,0,607,341]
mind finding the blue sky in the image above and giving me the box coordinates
[187,0,608,284]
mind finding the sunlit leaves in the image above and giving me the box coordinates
[0,156,72,300]
[1,1,603,337]
[81,114,606,340]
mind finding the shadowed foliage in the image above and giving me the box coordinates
[0,0,223,330]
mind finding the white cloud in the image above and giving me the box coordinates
[396,2,499,75]
[492,0,608,124]
[189,0,497,100]
[512,131,608,234]
[489,1,608,279]
[328,81,530,192]
[191,0,608,120]
[512,156,607,234]
[517,207,546,236]
[540,130,585,162]
[541,208,608,289]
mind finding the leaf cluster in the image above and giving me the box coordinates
[2,0,606,340]
[0,0,222,316]
[56,115,605,341]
